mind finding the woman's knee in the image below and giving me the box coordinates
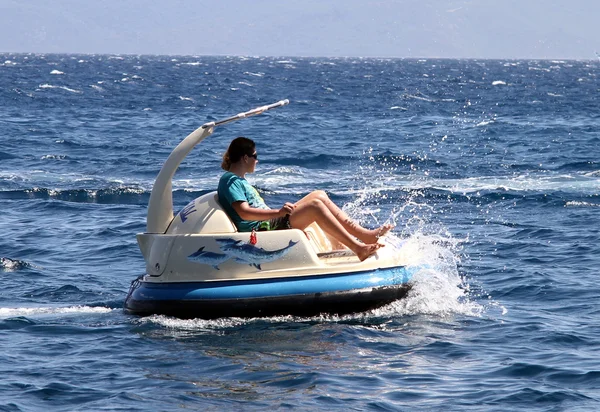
[294,198,323,214]
[290,199,325,228]
[312,190,329,202]
[311,197,325,207]
[305,198,327,213]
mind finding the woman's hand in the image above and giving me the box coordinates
[233,201,295,221]
[278,202,295,217]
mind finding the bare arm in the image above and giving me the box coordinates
[232,201,295,221]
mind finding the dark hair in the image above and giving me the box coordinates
[221,137,256,171]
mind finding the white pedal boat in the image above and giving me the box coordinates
[124,100,418,319]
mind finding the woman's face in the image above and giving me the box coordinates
[246,150,258,173]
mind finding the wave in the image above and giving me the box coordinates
[323,172,600,213]
[565,201,600,208]
[40,154,70,161]
[337,186,570,212]
[0,257,32,271]
[0,305,113,319]
[2,171,596,207]
[476,119,495,127]
[29,284,90,299]
[0,185,223,207]
[262,166,305,176]
[54,139,83,147]
[405,93,435,102]
[38,84,82,94]
[375,173,600,196]
[404,93,456,103]
[0,187,150,204]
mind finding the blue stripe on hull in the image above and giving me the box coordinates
[133,267,414,301]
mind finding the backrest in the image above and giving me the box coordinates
[166,191,237,234]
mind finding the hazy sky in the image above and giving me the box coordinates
[1,0,598,59]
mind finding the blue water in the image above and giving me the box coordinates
[1,54,599,410]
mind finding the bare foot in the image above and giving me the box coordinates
[362,224,395,244]
[377,223,394,239]
[356,243,384,262]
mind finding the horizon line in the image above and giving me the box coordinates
[1,51,598,62]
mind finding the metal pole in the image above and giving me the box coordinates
[201,99,289,129]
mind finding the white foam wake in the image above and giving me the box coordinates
[0,305,114,319]
[565,201,600,208]
[38,84,82,94]
[138,315,250,330]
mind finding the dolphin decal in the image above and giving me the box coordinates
[215,239,298,270]
[187,247,230,270]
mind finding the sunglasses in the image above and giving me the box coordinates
[247,153,258,159]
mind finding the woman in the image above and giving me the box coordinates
[217,137,392,261]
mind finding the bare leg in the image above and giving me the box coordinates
[295,190,393,243]
[289,198,381,261]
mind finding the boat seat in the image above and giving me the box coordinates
[210,193,238,233]
[167,191,237,234]
[166,191,352,259]
[305,222,347,254]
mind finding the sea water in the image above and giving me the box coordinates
[0,55,599,410]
